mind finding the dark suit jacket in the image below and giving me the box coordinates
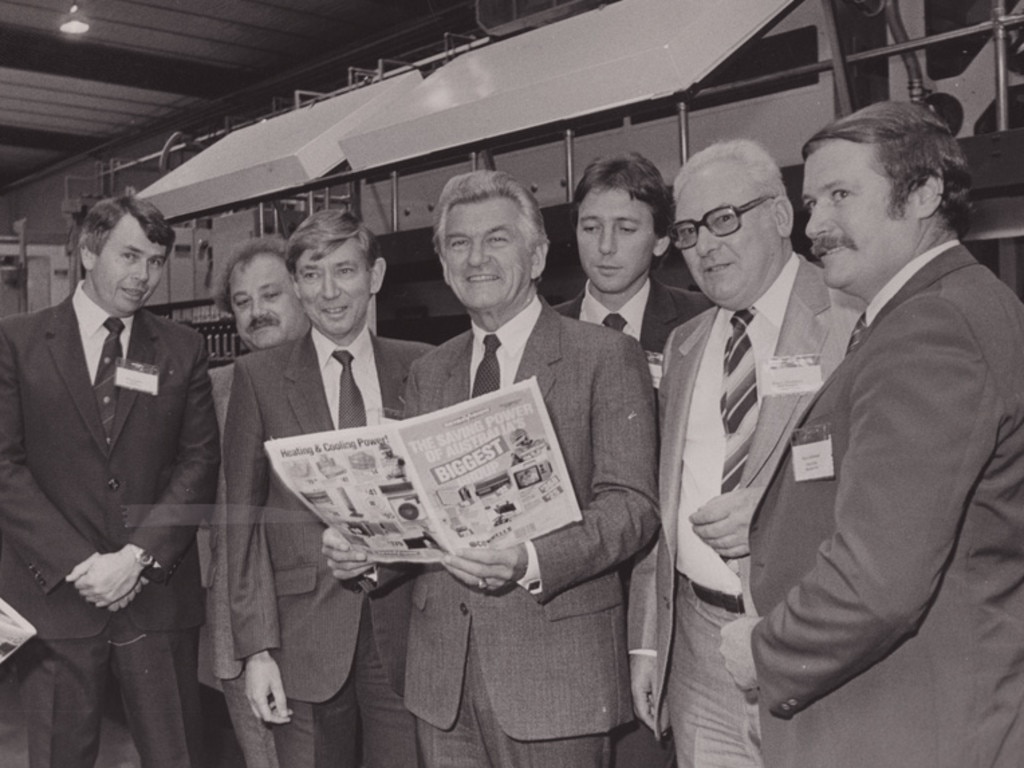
[627,256,856,733]
[0,297,219,639]
[749,246,1024,768]
[402,301,660,740]
[224,332,431,703]
[554,277,710,354]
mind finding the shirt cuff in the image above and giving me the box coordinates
[517,541,542,595]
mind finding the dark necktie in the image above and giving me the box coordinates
[721,309,758,493]
[94,316,125,440]
[602,312,627,332]
[332,350,366,428]
[846,313,868,355]
[472,334,501,397]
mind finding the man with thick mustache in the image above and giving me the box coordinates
[200,236,309,768]
[729,101,1024,767]
[628,139,856,768]
[225,211,431,768]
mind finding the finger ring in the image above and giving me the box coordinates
[477,578,486,590]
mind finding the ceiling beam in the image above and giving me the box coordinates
[0,26,253,98]
[0,125,102,153]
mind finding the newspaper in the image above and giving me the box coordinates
[264,377,582,562]
[0,596,36,665]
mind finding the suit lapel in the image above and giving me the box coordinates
[45,299,110,454]
[286,333,334,432]
[639,279,676,353]
[108,311,158,448]
[514,303,561,401]
[742,259,831,486]
[372,335,407,419]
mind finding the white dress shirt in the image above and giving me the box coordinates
[578,278,650,342]
[73,281,134,383]
[675,253,799,595]
[310,325,384,426]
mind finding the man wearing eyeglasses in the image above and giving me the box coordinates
[628,139,858,768]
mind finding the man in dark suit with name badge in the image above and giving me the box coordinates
[0,196,220,768]
[225,210,430,768]
[731,101,1024,768]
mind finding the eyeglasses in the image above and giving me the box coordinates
[669,195,774,250]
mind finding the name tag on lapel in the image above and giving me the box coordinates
[761,354,823,397]
[790,423,835,482]
[114,359,159,395]
[645,351,664,389]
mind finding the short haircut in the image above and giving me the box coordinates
[433,170,549,254]
[802,101,971,238]
[673,139,786,204]
[572,152,674,237]
[214,236,288,313]
[286,209,380,274]
[79,196,175,259]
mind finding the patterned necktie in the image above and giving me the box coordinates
[332,350,366,428]
[602,313,627,332]
[94,316,124,440]
[472,334,501,397]
[846,313,868,355]
[720,309,758,493]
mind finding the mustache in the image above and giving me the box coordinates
[248,314,279,331]
[809,234,857,259]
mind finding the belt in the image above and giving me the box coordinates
[691,581,745,614]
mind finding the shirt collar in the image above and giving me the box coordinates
[72,280,135,339]
[865,240,959,325]
[746,252,799,328]
[471,295,543,359]
[580,278,650,335]
[311,324,373,371]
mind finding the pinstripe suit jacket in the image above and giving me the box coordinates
[224,331,431,703]
[627,256,857,733]
[402,301,660,740]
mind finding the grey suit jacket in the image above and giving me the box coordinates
[402,301,660,740]
[749,246,1024,768]
[627,256,858,733]
[224,332,431,703]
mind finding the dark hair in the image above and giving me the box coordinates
[802,101,971,238]
[79,196,175,258]
[433,170,548,254]
[286,210,380,274]
[572,152,674,237]
[214,236,288,313]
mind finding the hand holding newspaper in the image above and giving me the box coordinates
[0,595,36,665]
[264,378,582,562]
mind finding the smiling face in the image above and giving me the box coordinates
[439,197,547,331]
[292,239,384,347]
[230,252,309,350]
[576,187,668,311]
[802,139,940,304]
[675,160,792,311]
[81,214,166,317]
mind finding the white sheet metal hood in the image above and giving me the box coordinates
[340,0,800,171]
[138,72,422,220]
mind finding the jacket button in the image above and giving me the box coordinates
[459,603,469,615]
[107,478,120,491]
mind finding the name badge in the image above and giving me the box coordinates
[114,359,160,395]
[645,350,664,390]
[762,354,823,397]
[790,423,834,482]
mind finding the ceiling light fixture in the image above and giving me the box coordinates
[59,3,91,35]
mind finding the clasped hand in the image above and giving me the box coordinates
[67,548,146,611]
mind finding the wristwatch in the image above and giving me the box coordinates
[129,545,166,583]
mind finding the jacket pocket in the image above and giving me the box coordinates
[274,564,317,596]
[542,571,622,621]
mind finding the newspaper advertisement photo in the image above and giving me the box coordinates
[0,596,36,665]
[264,378,582,562]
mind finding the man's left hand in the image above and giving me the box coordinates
[68,547,144,608]
[691,487,762,558]
[720,615,760,691]
[443,545,528,591]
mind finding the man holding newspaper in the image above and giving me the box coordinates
[324,169,660,768]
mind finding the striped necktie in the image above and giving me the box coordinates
[720,309,758,493]
[846,313,868,355]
